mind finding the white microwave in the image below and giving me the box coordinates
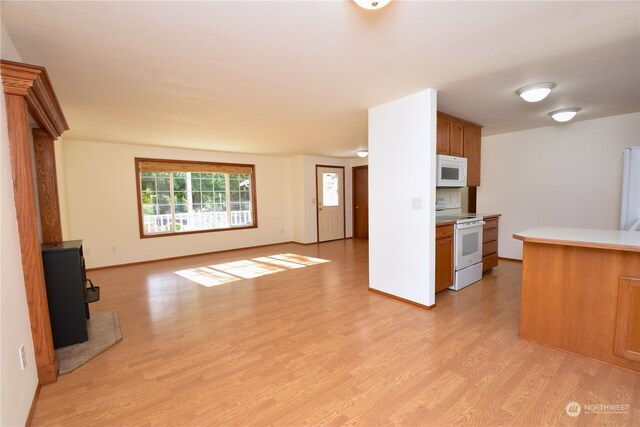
[436,155,467,187]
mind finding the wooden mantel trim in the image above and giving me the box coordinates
[4,94,58,384]
[33,128,63,243]
[1,60,68,138]
[1,60,68,385]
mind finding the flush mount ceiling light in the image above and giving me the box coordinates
[516,82,555,103]
[353,0,391,10]
[549,107,581,122]
[356,150,369,158]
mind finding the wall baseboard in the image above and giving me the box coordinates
[86,241,305,271]
[86,237,359,271]
[292,237,354,246]
[498,256,523,263]
[368,288,436,310]
[26,384,41,427]
[37,358,58,385]
[518,334,640,375]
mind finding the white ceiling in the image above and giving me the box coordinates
[2,1,639,158]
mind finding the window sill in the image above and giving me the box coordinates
[139,224,257,239]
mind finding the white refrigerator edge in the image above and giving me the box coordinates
[620,146,640,231]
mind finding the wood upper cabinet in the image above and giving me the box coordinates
[435,223,454,292]
[436,116,450,155]
[436,112,482,186]
[436,114,462,156]
[463,124,481,187]
[449,121,464,157]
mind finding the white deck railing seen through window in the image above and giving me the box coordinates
[143,210,252,234]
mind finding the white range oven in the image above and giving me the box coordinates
[450,217,484,291]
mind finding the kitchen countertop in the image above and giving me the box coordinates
[436,212,501,226]
[513,226,640,253]
[435,218,457,226]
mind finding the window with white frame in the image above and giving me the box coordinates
[136,158,256,237]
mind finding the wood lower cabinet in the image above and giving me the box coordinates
[435,223,454,292]
[515,235,640,372]
[614,277,640,362]
[482,215,500,272]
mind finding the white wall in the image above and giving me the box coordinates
[290,155,354,244]
[0,23,39,427]
[350,157,368,168]
[63,140,294,268]
[291,155,306,243]
[369,89,437,307]
[64,141,358,266]
[478,112,640,259]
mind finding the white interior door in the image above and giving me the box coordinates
[317,166,345,242]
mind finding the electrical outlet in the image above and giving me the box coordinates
[19,345,26,370]
[85,247,91,256]
[280,228,285,234]
[111,246,117,254]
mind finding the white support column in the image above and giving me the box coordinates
[368,89,437,308]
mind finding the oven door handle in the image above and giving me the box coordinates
[456,221,486,230]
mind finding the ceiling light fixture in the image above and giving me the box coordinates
[356,150,369,158]
[549,107,581,122]
[353,0,391,10]
[516,82,555,103]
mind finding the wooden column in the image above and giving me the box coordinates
[33,128,63,243]
[4,94,58,383]
[2,60,69,385]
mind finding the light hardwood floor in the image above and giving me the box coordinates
[32,239,639,426]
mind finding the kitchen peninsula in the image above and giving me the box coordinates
[514,227,640,372]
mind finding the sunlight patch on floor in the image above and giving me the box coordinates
[174,253,330,287]
[175,266,240,287]
[213,259,285,279]
[269,253,330,266]
[252,256,306,269]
